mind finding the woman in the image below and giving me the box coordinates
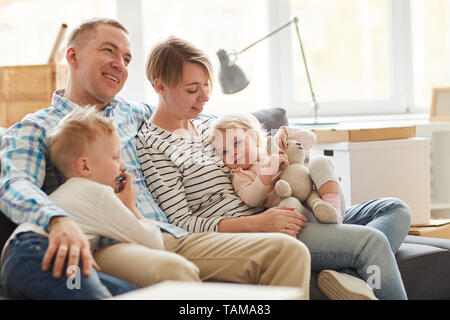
[136,36,411,300]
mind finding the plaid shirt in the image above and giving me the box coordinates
[0,90,189,239]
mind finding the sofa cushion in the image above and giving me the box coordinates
[251,107,288,136]
[398,235,450,300]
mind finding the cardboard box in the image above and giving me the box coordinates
[312,126,416,143]
[409,219,450,239]
[0,63,67,127]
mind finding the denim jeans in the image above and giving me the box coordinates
[297,197,411,300]
[0,232,137,299]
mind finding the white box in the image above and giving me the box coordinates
[309,138,430,225]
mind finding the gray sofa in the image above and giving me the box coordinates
[251,107,450,300]
[1,108,450,300]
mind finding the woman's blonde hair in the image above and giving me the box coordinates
[48,106,116,177]
[146,36,213,89]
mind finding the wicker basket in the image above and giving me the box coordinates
[0,63,67,127]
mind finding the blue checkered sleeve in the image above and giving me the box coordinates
[0,115,69,231]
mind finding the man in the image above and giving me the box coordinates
[0,18,143,299]
[0,18,311,299]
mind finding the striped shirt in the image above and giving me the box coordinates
[136,116,264,233]
[0,90,189,240]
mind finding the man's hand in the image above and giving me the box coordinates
[42,216,100,278]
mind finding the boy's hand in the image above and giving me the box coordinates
[116,172,143,219]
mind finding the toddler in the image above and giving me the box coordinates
[209,113,345,224]
[2,106,164,262]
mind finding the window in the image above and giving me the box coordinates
[140,0,271,115]
[121,0,450,117]
[0,0,116,66]
[289,0,391,115]
[411,0,450,109]
[137,0,399,118]
[4,0,450,118]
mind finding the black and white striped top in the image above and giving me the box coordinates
[136,116,264,233]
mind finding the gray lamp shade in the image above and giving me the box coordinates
[217,49,250,94]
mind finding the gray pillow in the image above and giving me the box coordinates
[251,107,288,135]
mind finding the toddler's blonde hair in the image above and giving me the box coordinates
[48,106,116,178]
[209,113,267,147]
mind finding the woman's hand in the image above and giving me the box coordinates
[253,206,307,237]
[115,172,143,219]
[218,206,307,237]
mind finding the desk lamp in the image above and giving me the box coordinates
[217,17,336,126]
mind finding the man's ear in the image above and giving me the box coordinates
[66,46,78,67]
[153,78,167,96]
[75,157,91,177]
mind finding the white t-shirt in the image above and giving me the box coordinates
[1,177,164,263]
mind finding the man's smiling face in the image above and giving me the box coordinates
[74,23,132,105]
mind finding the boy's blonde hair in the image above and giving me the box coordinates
[209,113,266,146]
[146,36,213,89]
[48,106,116,177]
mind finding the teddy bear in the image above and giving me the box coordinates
[271,139,342,224]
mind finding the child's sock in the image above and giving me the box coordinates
[307,191,341,224]
[322,193,342,216]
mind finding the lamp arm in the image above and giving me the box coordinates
[236,17,317,103]
[237,18,297,55]
[293,18,317,104]
[222,16,321,122]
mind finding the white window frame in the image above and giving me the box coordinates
[271,0,417,118]
[116,0,146,102]
[120,0,420,117]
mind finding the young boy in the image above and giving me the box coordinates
[1,106,165,267]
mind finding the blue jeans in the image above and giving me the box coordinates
[297,197,411,300]
[0,232,137,299]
